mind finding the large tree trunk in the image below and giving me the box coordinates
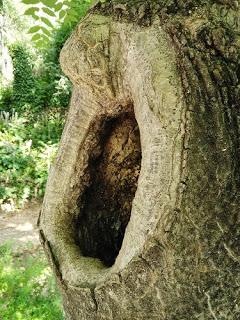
[39,1,240,319]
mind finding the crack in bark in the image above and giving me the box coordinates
[90,288,99,313]
[39,229,67,290]
[223,243,240,264]
[205,292,218,320]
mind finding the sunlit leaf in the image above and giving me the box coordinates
[24,7,39,15]
[59,9,66,19]
[32,13,40,20]
[54,2,63,11]
[41,16,54,28]
[35,34,49,48]
[31,33,41,41]
[41,0,57,8]
[41,33,50,41]
[64,12,78,24]
[42,7,56,17]
[22,0,40,4]
[28,25,41,33]
[33,34,47,48]
[41,25,52,36]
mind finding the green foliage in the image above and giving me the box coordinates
[10,45,37,112]
[0,87,13,112]
[24,7,39,15]
[0,110,64,208]
[35,25,74,109]
[2,40,71,113]
[22,0,94,47]
[0,0,93,209]
[0,243,63,320]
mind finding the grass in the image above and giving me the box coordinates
[0,243,63,320]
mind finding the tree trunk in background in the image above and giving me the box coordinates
[0,5,5,81]
[0,3,13,85]
[39,1,240,319]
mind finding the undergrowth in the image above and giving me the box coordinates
[0,243,63,320]
[0,109,64,209]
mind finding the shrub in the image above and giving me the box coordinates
[0,113,62,209]
[10,44,37,112]
[0,86,13,112]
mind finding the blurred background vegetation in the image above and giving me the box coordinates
[0,0,93,210]
[0,242,63,320]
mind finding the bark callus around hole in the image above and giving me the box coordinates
[77,108,141,267]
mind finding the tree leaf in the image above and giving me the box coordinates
[41,16,54,28]
[31,33,41,41]
[28,25,41,33]
[32,13,40,20]
[22,0,40,4]
[41,0,57,8]
[62,0,71,5]
[40,33,50,41]
[41,26,52,36]
[42,7,56,17]
[24,7,39,15]
[59,9,66,19]
[64,13,78,24]
[54,2,63,11]
[35,33,50,47]
[35,39,47,48]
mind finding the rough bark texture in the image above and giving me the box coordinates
[39,1,240,319]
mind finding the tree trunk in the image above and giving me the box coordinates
[39,1,240,319]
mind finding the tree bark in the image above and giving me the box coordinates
[39,1,240,319]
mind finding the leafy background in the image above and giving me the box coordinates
[0,0,93,210]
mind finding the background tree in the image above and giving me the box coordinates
[39,0,240,319]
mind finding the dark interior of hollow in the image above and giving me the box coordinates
[77,107,141,267]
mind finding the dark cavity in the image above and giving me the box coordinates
[77,107,141,267]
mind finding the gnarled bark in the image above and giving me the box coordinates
[39,1,240,319]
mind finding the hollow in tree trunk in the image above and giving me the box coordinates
[39,1,240,319]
